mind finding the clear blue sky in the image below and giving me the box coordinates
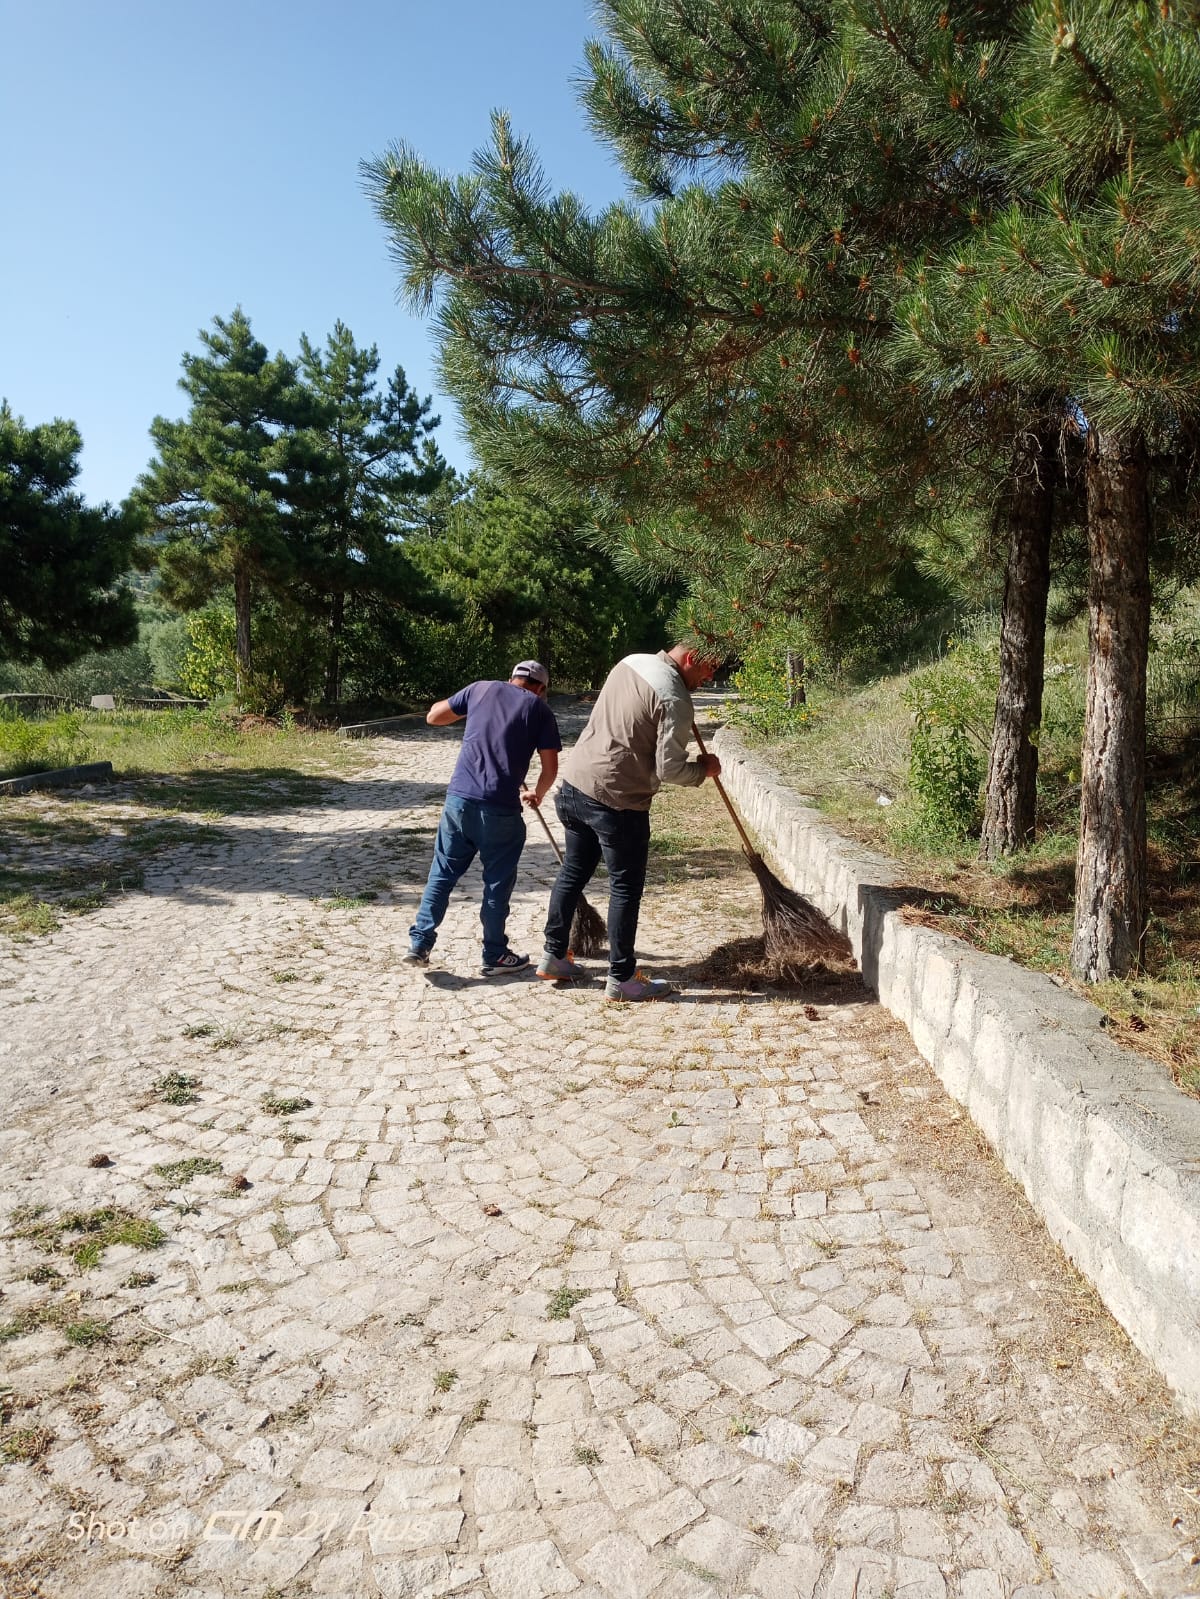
[0,0,626,507]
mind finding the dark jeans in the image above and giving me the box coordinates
[544,781,650,982]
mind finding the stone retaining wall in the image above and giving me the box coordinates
[712,725,1200,1412]
[0,761,114,797]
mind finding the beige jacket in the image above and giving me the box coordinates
[563,651,707,811]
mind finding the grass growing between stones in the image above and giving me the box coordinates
[261,1092,313,1116]
[7,1205,165,1270]
[318,890,378,910]
[155,1070,201,1104]
[0,814,209,937]
[152,1157,223,1185]
[546,1286,589,1320]
[0,1425,54,1464]
[0,1299,113,1348]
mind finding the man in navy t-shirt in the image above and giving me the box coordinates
[406,660,562,975]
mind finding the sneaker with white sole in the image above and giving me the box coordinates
[605,972,676,1002]
[480,951,531,977]
[537,951,583,981]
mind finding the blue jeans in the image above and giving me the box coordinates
[543,781,650,982]
[410,795,527,964]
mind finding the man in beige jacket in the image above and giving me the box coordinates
[537,644,721,1000]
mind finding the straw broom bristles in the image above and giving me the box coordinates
[692,722,852,965]
[743,845,852,963]
[568,893,607,959]
[526,793,607,958]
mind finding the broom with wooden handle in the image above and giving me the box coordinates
[524,793,607,958]
[692,722,852,963]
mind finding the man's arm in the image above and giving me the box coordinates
[522,749,559,807]
[426,699,464,726]
[656,701,719,786]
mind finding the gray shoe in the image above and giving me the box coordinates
[403,946,431,966]
[605,973,676,1002]
[537,951,583,981]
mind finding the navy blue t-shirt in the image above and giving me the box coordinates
[446,681,562,811]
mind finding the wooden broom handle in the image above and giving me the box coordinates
[692,721,758,859]
[524,789,565,864]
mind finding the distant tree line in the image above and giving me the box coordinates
[1,310,676,718]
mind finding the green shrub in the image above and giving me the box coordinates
[0,710,86,778]
[899,641,995,843]
[729,643,813,739]
[179,601,323,713]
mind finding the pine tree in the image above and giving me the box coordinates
[896,0,1200,976]
[407,475,676,685]
[0,402,140,667]
[137,310,305,698]
[363,0,995,654]
[290,322,448,705]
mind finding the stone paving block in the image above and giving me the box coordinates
[298,1447,379,1492]
[737,1315,803,1360]
[892,1554,947,1599]
[795,1304,853,1345]
[376,1464,464,1509]
[579,1531,665,1597]
[535,1465,596,1504]
[373,1552,455,1597]
[778,1340,832,1380]
[709,1351,777,1395]
[823,1545,891,1599]
[673,1515,761,1587]
[701,1462,794,1528]
[595,1458,673,1511]
[626,1486,705,1548]
[957,1511,1043,1585]
[747,1542,824,1599]
[738,1417,815,1467]
[545,1499,622,1556]
[856,1452,931,1506]
[957,1574,1003,1599]
[624,1402,682,1453]
[478,1510,551,1553]
[484,1538,580,1598]
[835,1501,894,1548]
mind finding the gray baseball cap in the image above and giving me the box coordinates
[511,659,549,687]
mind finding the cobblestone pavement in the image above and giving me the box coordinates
[2,719,1198,1599]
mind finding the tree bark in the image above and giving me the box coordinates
[536,616,552,679]
[325,590,345,707]
[1070,425,1150,982]
[979,424,1056,860]
[234,560,252,702]
[785,649,806,708]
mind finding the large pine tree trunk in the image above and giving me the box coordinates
[979,424,1056,860]
[234,561,252,701]
[325,590,345,707]
[1070,425,1150,982]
